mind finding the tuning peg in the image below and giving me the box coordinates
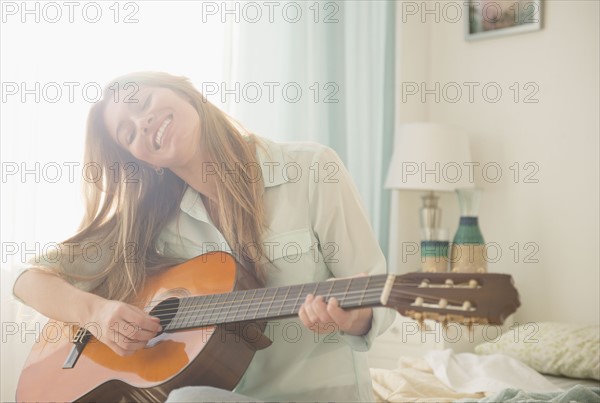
[439,298,448,309]
[462,301,472,311]
[468,279,478,288]
[445,279,454,287]
[419,279,430,288]
[414,297,424,306]
[409,312,425,330]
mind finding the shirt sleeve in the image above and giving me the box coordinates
[11,242,112,304]
[307,145,396,352]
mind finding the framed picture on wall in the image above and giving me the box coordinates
[465,0,542,40]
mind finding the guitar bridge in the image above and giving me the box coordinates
[62,327,91,369]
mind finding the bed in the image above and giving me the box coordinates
[370,321,600,402]
[4,315,599,402]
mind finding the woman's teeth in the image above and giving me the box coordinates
[154,116,172,149]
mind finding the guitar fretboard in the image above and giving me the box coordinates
[160,275,389,331]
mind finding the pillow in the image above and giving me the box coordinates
[475,322,599,380]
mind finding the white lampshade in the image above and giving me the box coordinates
[385,123,474,192]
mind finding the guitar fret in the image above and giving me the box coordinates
[329,278,347,306]
[165,300,178,330]
[278,286,291,316]
[342,278,353,306]
[196,295,206,326]
[212,293,226,325]
[293,284,305,314]
[172,298,190,328]
[170,301,186,329]
[254,289,268,319]
[190,296,203,328]
[326,281,335,302]
[359,276,370,306]
[221,293,235,325]
[187,295,200,327]
[192,295,203,327]
[196,294,209,327]
[266,288,277,318]
[192,296,204,328]
[242,289,258,321]
[231,289,247,322]
[205,294,218,326]
[194,295,209,327]
[220,293,231,323]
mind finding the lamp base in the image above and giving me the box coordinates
[420,191,441,239]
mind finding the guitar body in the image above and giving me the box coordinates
[16,252,267,402]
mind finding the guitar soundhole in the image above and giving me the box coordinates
[149,297,180,332]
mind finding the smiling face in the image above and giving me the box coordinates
[103,86,202,170]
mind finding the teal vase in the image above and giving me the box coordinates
[453,216,484,244]
[450,188,487,272]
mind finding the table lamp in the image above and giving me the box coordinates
[385,122,474,272]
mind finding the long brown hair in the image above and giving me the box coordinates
[44,72,267,302]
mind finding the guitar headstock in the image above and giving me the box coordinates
[383,272,520,325]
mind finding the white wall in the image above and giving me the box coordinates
[392,1,599,324]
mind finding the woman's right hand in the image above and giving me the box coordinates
[14,270,162,356]
[88,299,163,356]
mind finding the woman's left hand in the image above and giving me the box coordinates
[298,291,373,336]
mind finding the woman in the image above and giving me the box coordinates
[13,72,395,402]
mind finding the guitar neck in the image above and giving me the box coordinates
[162,275,391,331]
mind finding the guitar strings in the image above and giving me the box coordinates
[138,277,469,312]
[137,275,388,307]
[149,285,390,325]
[138,275,461,310]
[149,285,388,320]
[146,286,466,329]
[145,283,464,319]
[142,276,387,313]
[143,282,462,320]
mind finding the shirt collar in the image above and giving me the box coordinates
[179,136,289,221]
[254,135,289,188]
[180,186,210,222]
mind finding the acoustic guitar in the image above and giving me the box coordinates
[16,251,520,402]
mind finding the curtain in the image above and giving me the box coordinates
[223,1,396,255]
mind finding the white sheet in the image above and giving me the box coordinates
[424,349,563,394]
[370,356,485,402]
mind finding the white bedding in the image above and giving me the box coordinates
[370,350,600,403]
[371,355,485,402]
[423,349,561,394]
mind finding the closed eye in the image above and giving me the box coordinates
[125,128,135,145]
[142,94,152,110]
[124,94,150,145]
